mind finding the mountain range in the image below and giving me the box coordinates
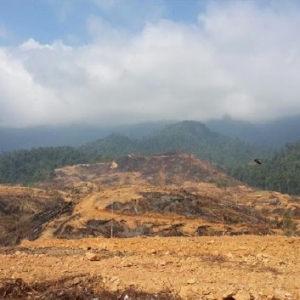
[2,114,300,152]
[206,114,300,147]
[1,119,300,196]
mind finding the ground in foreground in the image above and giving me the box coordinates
[0,235,299,299]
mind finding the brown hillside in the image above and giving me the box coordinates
[10,152,296,242]
[52,152,235,187]
[1,152,300,246]
[1,153,300,299]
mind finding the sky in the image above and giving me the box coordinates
[1,0,300,128]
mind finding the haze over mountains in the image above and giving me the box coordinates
[0,122,170,152]
[2,117,300,195]
[206,115,300,147]
[1,115,300,152]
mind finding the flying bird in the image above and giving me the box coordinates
[254,158,262,165]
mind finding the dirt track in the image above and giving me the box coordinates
[1,235,299,299]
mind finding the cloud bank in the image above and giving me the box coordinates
[1,1,300,127]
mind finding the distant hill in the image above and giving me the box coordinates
[82,120,265,168]
[206,115,300,147]
[2,115,300,152]
[0,121,266,185]
[81,134,139,160]
[0,122,169,152]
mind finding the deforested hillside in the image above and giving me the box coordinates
[1,152,300,299]
[1,151,300,248]
[50,152,238,188]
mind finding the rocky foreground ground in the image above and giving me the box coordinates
[0,235,299,299]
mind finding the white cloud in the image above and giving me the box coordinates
[1,1,300,127]
[0,48,66,127]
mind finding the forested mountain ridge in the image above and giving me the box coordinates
[0,121,263,185]
[81,121,265,168]
[206,114,300,147]
[140,121,263,167]
[2,114,300,151]
[80,134,139,160]
[4,120,300,197]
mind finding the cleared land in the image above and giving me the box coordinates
[0,153,300,299]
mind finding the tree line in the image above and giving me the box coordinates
[1,121,300,196]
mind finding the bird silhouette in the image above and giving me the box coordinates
[254,158,262,165]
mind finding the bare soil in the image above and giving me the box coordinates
[1,153,300,299]
[0,235,299,299]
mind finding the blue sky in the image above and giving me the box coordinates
[1,0,300,127]
[0,0,206,45]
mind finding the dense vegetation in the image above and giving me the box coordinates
[83,121,266,168]
[81,134,139,160]
[0,121,264,185]
[3,120,300,197]
[0,147,90,184]
[231,141,300,195]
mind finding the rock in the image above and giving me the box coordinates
[179,286,194,299]
[147,249,157,254]
[223,291,238,299]
[235,290,251,300]
[206,293,218,300]
[187,278,197,284]
[99,243,107,250]
[226,252,234,260]
[110,282,120,292]
[285,292,293,298]
[110,276,120,283]
[85,252,101,261]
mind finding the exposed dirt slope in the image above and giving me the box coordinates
[52,153,236,187]
[2,153,300,247]
[0,186,72,246]
[1,153,300,299]
[49,184,275,240]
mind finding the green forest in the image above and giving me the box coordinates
[1,120,300,196]
[231,141,300,195]
[0,147,90,185]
